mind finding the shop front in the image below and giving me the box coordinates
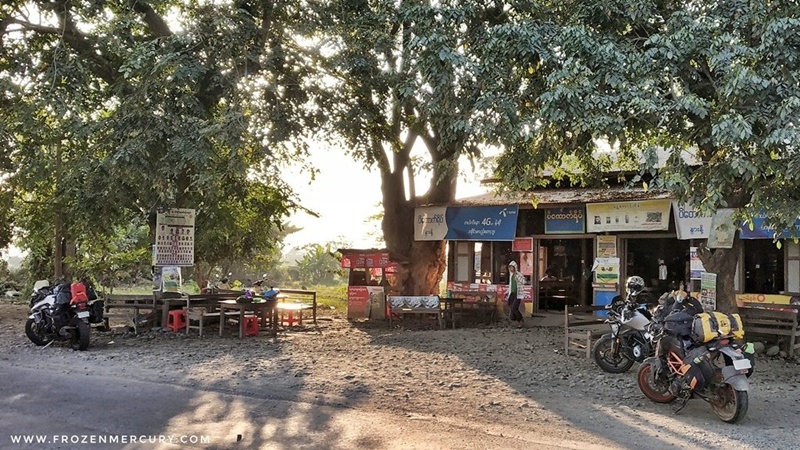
[338,249,399,320]
[735,214,800,310]
[415,205,534,313]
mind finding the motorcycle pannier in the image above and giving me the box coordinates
[663,311,694,337]
[691,312,745,343]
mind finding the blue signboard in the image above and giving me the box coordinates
[740,213,800,239]
[545,207,585,234]
[444,206,519,241]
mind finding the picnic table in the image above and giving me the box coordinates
[217,300,278,339]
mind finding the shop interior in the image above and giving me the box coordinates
[624,237,690,297]
[743,240,785,294]
[449,241,517,285]
[537,238,593,309]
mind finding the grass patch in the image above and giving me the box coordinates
[101,283,349,312]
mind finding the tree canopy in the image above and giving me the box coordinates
[1,0,321,281]
[490,0,800,310]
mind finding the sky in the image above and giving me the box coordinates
[282,148,491,252]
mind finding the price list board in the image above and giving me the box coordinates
[154,208,195,266]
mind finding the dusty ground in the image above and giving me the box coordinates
[2,299,799,449]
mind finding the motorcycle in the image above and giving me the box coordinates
[592,294,656,373]
[29,279,53,308]
[637,329,753,423]
[25,281,99,350]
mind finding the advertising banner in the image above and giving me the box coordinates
[512,237,533,252]
[673,202,712,240]
[736,293,794,308]
[707,208,736,248]
[596,235,617,258]
[700,272,717,311]
[690,247,706,280]
[592,257,620,285]
[347,286,371,319]
[444,205,519,241]
[154,208,195,266]
[740,212,800,239]
[544,207,585,234]
[340,252,391,269]
[587,200,670,232]
[414,206,448,241]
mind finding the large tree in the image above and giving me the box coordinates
[492,0,800,312]
[1,0,320,280]
[316,1,524,295]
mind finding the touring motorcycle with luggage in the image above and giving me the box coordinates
[25,281,102,350]
[637,308,754,423]
[592,276,656,373]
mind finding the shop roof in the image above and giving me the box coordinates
[448,187,672,208]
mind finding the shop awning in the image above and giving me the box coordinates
[448,187,671,208]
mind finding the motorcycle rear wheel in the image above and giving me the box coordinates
[592,335,635,373]
[710,384,748,423]
[69,317,90,351]
[25,318,53,346]
[637,358,677,403]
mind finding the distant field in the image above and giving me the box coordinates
[105,283,348,312]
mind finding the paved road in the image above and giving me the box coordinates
[0,365,608,450]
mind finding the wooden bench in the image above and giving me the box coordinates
[739,305,800,355]
[103,294,157,334]
[448,290,499,325]
[184,293,244,337]
[388,296,443,329]
[276,289,317,327]
[564,304,608,358]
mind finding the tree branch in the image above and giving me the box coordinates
[128,0,172,37]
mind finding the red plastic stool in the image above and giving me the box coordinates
[167,309,187,332]
[243,315,259,337]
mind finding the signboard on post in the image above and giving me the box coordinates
[690,247,706,280]
[154,208,196,266]
[673,202,712,240]
[700,272,717,311]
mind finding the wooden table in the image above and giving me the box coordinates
[218,300,278,338]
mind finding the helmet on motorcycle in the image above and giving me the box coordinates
[626,276,645,296]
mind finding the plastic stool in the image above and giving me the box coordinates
[243,315,259,337]
[167,309,187,332]
[284,310,297,327]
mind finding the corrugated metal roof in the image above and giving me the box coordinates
[447,187,672,208]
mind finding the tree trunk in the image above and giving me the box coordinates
[381,155,456,296]
[54,215,63,281]
[696,237,741,314]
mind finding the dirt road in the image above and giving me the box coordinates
[2,301,799,449]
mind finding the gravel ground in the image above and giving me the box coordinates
[2,300,799,449]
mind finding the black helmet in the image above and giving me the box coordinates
[626,276,645,296]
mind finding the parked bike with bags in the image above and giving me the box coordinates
[592,276,656,373]
[637,308,754,423]
[25,281,101,351]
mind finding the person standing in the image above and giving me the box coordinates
[507,261,526,327]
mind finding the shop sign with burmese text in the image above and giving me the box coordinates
[587,200,670,232]
[413,206,448,241]
[673,202,712,240]
[544,207,585,234]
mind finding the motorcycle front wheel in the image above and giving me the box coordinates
[592,335,635,373]
[25,318,53,346]
[710,383,748,423]
[637,357,677,403]
[69,317,90,351]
